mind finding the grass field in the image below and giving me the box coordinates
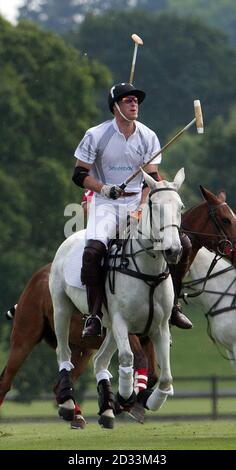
[1,398,236,450]
[0,294,236,450]
[0,419,236,450]
[1,396,236,419]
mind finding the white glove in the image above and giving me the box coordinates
[100,184,123,200]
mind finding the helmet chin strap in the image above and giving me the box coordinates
[114,102,134,123]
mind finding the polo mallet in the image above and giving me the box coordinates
[119,100,204,191]
[129,34,143,84]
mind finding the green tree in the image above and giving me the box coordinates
[18,0,79,34]
[0,16,110,310]
[69,11,236,141]
[162,107,236,210]
[17,1,236,47]
[168,0,236,46]
[0,166,32,308]
[18,0,169,33]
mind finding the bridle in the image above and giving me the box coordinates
[183,201,236,261]
[148,187,180,243]
[207,202,236,258]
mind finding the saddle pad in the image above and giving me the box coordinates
[64,234,123,288]
[64,234,86,289]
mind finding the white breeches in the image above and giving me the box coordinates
[85,194,141,246]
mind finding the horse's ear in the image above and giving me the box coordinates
[217,190,226,203]
[141,169,157,190]
[200,185,210,200]
[173,168,185,190]
[200,186,226,204]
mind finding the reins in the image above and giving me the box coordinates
[181,253,223,300]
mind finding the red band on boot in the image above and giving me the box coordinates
[74,402,81,415]
[134,368,148,393]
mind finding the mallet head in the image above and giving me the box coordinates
[129,33,144,84]
[131,34,143,46]
[194,100,204,134]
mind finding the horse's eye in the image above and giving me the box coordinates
[222,217,231,225]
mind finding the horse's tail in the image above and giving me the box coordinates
[5,304,17,320]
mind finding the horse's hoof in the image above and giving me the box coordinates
[71,414,86,429]
[116,391,136,410]
[58,406,75,421]
[98,415,114,429]
[128,401,145,424]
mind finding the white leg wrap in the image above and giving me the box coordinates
[59,361,74,372]
[96,369,113,384]
[119,365,134,400]
[146,385,174,411]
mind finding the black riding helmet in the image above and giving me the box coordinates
[108,82,146,113]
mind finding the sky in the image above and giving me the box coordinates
[0,0,24,23]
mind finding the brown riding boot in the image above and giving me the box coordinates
[170,303,193,329]
[82,286,103,337]
[169,232,193,329]
[81,240,107,337]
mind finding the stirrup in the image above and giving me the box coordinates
[82,315,102,337]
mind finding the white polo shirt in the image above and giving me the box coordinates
[74,118,162,193]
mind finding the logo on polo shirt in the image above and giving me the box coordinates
[109,165,133,171]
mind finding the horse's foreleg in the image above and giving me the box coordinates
[112,315,135,403]
[129,334,148,394]
[53,297,74,371]
[53,294,76,420]
[61,346,94,429]
[140,337,158,388]
[0,306,45,405]
[93,330,117,429]
[228,344,236,373]
[71,347,95,411]
[130,335,158,393]
[93,329,116,378]
[142,325,173,411]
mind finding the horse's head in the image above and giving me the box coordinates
[200,186,236,266]
[183,186,236,267]
[140,168,185,265]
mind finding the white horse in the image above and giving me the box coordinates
[49,168,185,428]
[186,247,236,371]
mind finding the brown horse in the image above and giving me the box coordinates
[1,186,236,425]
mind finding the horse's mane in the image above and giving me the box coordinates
[182,200,205,217]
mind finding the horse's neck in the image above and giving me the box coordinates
[190,248,235,310]
[127,218,167,275]
[189,245,201,266]
[182,203,208,252]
